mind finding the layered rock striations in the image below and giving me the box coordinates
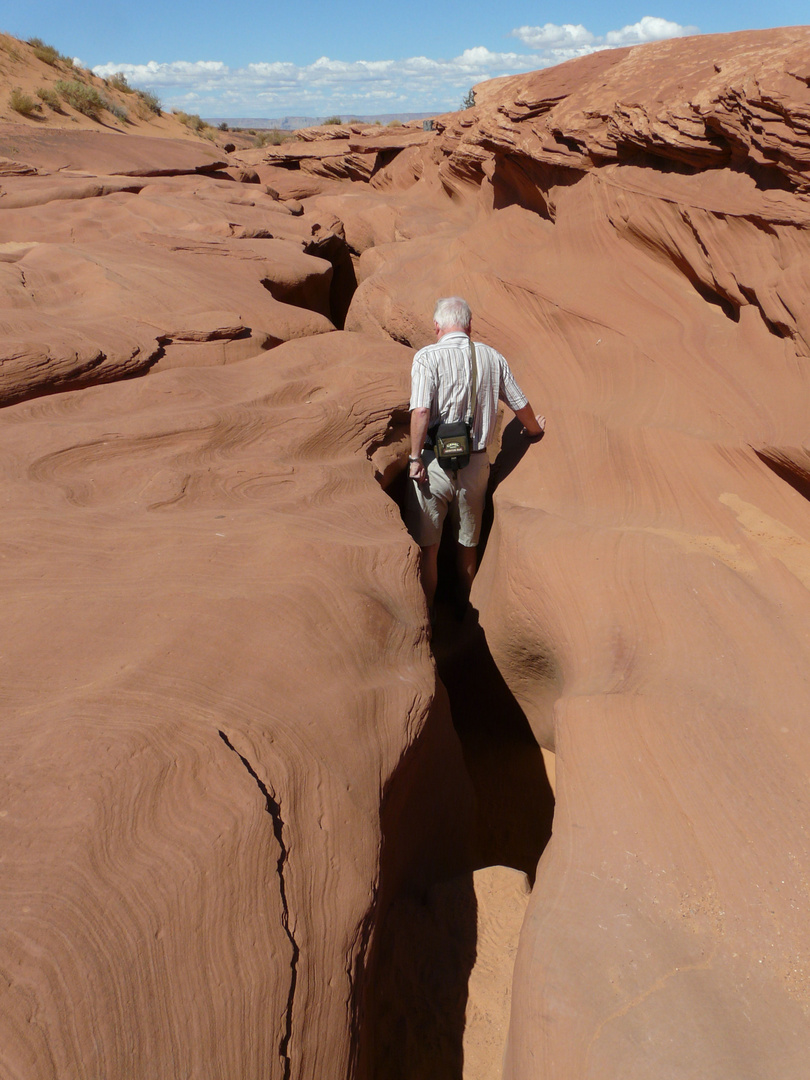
[2,25,810,1080]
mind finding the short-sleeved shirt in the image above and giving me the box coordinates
[409,331,528,451]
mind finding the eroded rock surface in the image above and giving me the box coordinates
[3,25,810,1080]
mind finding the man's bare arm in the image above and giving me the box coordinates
[409,407,431,482]
[514,402,546,440]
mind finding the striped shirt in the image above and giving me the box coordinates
[409,332,528,452]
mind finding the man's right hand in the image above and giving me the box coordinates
[409,458,427,483]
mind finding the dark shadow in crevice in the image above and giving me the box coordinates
[355,688,477,1080]
[380,413,555,882]
[358,422,555,1077]
[489,152,584,216]
[755,448,810,502]
[304,231,358,329]
[739,286,792,339]
[433,416,555,880]
[690,276,740,322]
[433,608,555,885]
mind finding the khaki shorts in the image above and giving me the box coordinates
[406,451,490,548]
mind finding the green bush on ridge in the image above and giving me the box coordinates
[54,79,105,117]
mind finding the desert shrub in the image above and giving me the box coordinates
[54,79,105,117]
[103,97,128,121]
[218,121,229,131]
[9,87,39,116]
[29,38,61,66]
[253,128,293,147]
[386,119,401,127]
[107,72,132,93]
[1,34,21,60]
[460,88,475,109]
[174,110,207,133]
[324,115,342,125]
[36,86,62,110]
[133,89,161,117]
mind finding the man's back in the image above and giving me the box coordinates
[410,331,527,451]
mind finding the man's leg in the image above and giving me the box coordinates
[419,543,440,609]
[456,543,477,601]
[454,455,489,609]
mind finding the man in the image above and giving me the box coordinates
[406,296,545,612]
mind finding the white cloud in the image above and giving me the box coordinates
[511,23,596,49]
[511,14,696,56]
[605,16,698,45]
[92,15,700,117]
[92,49,543,115]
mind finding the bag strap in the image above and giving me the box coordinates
[468,339,479,433]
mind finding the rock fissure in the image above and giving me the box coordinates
[218,731,299,1080]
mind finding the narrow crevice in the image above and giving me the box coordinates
[679,209,742,322]
[755,448,810,502]
[218,730,299,1080]
[739,285,793,339]
[354,691,478,1080]
[358,426,557,1078]
[303,231,359,329]
[690,276,740,321]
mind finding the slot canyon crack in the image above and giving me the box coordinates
[219,731,300,1080]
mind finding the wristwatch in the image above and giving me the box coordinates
[408,455,421,462]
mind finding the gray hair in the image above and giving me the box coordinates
[433,296,472,332]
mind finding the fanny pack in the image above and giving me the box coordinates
[433,420,471,469]
[431,341,479,471]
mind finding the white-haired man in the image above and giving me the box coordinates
[406,296,545,613]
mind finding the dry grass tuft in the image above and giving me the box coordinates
[9,87,40,116]
[107,72,133,94]
[0,33,21,60]
[27,37,63,66]
[134,89,161,117]
[36,86,63,110]
[104,97,128,121]
[253,129,295,147]
[173,110,213,137]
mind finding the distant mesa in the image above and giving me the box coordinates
[204,112,438,130]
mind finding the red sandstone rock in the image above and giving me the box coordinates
[0,126,226,176]
[2,25,810,1080]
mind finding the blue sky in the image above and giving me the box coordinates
[4,2,807,117]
